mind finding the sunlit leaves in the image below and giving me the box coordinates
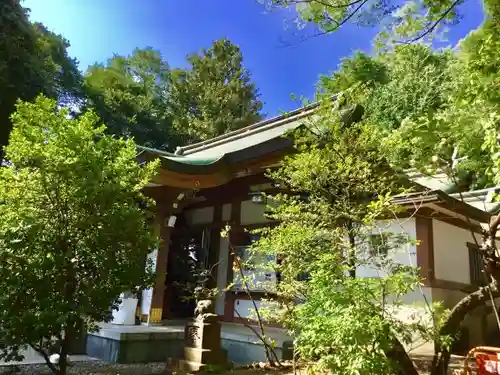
[84,48,175,150]
[247,102,432,374]
[267,0,463,43]
[170,38,263,143]
[0,96,158,365]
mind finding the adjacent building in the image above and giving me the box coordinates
[88,102,500,363]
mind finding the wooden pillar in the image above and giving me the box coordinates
[148,215,172,324]
[415,216,435,286]
[224,199,242,321]
[143,186,179,325]
[207,203,222,289]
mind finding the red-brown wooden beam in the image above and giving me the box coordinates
[142,186,186,324]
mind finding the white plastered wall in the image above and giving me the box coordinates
[356,218,417,278]
[234,299,261,319]
[184,206,214,226]
[355,218,436,352]
[432,220,480,285]
[240,200,273,225]
[430,220,500,348]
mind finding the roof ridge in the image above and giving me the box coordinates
[136,145,178,157]
[175,96,336,155]
[180,107,318,156]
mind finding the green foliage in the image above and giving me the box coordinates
[293,258,418,374]
[320,44,453,134]
[170,38,263,143]
[319,52,388,94]
[0,96,158,372]
[315,12,500,190]
[381,9,500,188]
[266,0,463,43]
[84,39,263,149]
[32,24,84,108]
[0,0,82,152]
[243,107,441,374]
[257,8,500,374]
[1,4,262,152]
[256,3,500,374]
[84,48,176,150]
[269,105,404,235]
[367,45,452,132]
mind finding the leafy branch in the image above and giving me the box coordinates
[397,0,462,44]
[222,225,282,366]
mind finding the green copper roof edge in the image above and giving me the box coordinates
[136,145,228,174]
[160,154,224,166]
[158,156,228,174]
[161,156,223,166]
[137,144,223,165]
[179,110,313,157]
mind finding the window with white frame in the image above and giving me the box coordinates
[232,234,277,291]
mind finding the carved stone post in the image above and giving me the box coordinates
[180,299,230,371]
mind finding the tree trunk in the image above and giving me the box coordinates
[347,225,356,279]
[387,337,420,375]
[58,330,70,375]
[58,352,67,375]
[430,281,500,375]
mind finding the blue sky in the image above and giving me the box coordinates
[23,0,484,117]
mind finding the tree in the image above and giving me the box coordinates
[0,96,158,375]
[170,38,263,143]
[0,0,82,153]
[384,0,500,190]
[32,23,84,109]
[246,105,443,375]
[383,8,500,374]
[84,48,177,150]
[84,39,263,149]
[319,44,453,134]
[264,0,465,44]
[269,3,500,374]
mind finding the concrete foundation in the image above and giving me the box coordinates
[220,323,293,365]
[86,324,184,363]
[85,322,293,365]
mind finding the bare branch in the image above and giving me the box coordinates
[277,0,460,46]
[284,0,367,10]
[397,0,461,44]
[233,307,281,364]
[229,241,281,366]
[279,0,370,47]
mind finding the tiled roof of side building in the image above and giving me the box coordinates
[450,187,500,214]
[405,169,500,214]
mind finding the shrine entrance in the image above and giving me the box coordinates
[162,215,211,320]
